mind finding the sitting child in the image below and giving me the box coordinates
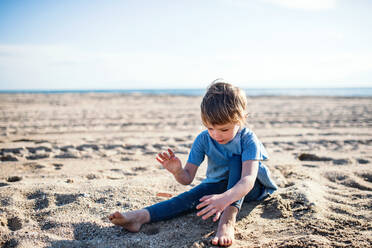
[109,80,277,247]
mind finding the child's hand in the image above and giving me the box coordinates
[156,148,182,176]
[196,194,229,222]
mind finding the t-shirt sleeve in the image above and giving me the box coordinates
[187,132,206,166]
[242,132,269,162]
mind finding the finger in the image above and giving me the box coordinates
[168,148,175,157]
[197,205,213,216]
[202,208,217,220]
[196,200,210,210]
[157,153,167,161]
[156,157,164,164]
[213,211,221,222]
[162,152,170,160]
[199,195,213,202]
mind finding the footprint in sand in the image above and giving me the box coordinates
[86,174,100,180]
[103,144,124,150]
[53,163,64,170]
[298,153,351,166]
[55,194,80,206]
[26,154,50,160]
[324,171,372,191]
[76,144,99,151]
[152,143,164,150]
[0,182,9,187]
[2,239,19,248]
[23,162,45,170]
[298,153,332,162]
[7,216,22,231]
[356,172,372,183]
[284,182,295,187]
[0,154,18,161]
[40,220,58,230]
[94,197,107,204]
[357,158,370,164]
[6,176,22,182]
[1,147,24,154]
[174,137,186,142]
[121,156,135,161]
[27,190,49,210]
[59,145,75,152]
[132,166,147,172]
[332,159,351,165]
[54,153,78,159]
[26,146,52,153]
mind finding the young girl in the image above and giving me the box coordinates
[108,80,277,247]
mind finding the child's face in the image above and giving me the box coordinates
[205,122,240,145]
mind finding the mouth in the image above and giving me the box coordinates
[216,140,225,143]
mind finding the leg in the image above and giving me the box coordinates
[109,181,227,232]
[210,155,241,246]
[211,205,238,247]
[226,155,244,209]
[212,156,264,246]
[146,181,227,222]
[227,155,264,209]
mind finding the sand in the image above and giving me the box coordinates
[0,93,371,248]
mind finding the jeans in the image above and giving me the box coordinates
[145,155,264,223]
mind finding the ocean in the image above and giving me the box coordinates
[1,88,372,97]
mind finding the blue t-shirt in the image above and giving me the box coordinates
[187,127,277,199]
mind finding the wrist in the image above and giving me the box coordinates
[173,167,184,177]
[221,190,237,205]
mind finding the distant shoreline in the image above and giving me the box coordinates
[0,88,372,97]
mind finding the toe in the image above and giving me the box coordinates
[211,237,219,245]
[220,237,230,247]
[226,238,232,246]
[219,237,225,246]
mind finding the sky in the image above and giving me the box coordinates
[0,0,371,90]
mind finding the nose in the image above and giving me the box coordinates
[211,130,221,140]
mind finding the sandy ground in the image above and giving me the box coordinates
[0,93,371,248]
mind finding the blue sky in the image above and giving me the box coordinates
[0,0,371,90]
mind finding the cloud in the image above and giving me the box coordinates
[262,0,337,10]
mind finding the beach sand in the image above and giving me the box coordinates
[0,93,371,247]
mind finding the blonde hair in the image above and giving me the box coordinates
[201,79,247,126]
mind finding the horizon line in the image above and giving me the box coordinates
[1,86,372,92]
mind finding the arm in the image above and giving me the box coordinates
[156,148,198,185]
[221,160,259,204]
[173,162,198,185]
[196,160,259,221]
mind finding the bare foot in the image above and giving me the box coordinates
[211,206,237,247]
[108,209,150,232]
